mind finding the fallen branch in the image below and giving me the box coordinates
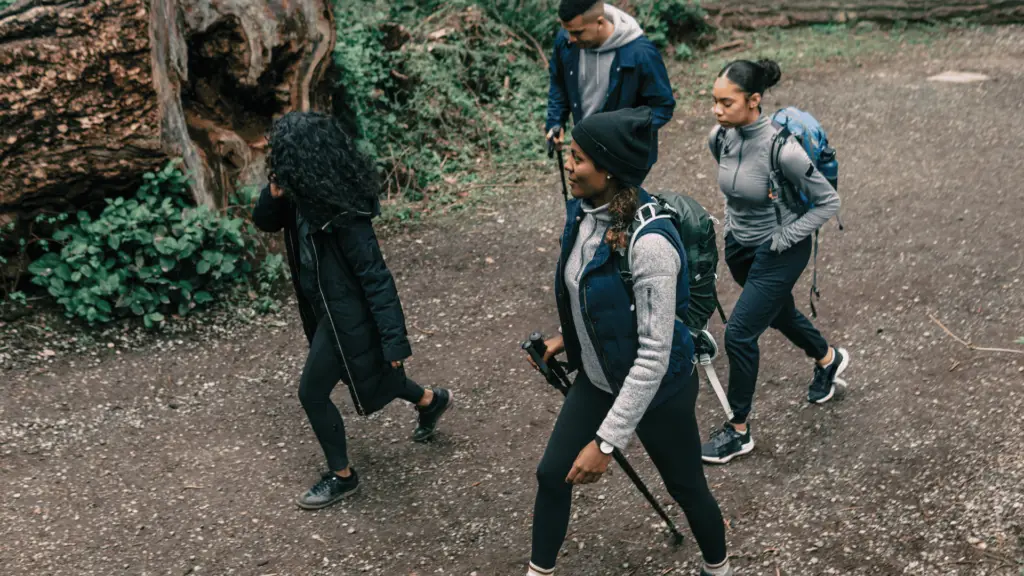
[709,39,746,53]
[412,321,436,336]
[929,314,1024,355]
[458,183,523,192]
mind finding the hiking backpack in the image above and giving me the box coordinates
[712,106,844,317]
[615,192,727,332]
[616,192,735,419]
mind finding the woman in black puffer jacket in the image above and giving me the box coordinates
[252,111,452,510]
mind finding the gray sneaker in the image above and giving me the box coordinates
[701,422,754,465]
[296,470,360,510]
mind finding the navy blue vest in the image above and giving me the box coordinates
[554,188,696,411]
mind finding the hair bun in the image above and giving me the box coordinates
[756,59,782,90]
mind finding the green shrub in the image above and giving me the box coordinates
[27,161,258,328]
[332,1,548,201]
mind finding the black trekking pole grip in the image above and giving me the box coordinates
[523,332,550,376]
[522,332,570,394]
[546,127,561,159]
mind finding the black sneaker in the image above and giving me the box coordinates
[413,388,452,443]
[296,470,360,510]
[701,422,754,464]
[808,347,850,404]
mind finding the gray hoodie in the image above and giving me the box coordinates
[578,4,644,120]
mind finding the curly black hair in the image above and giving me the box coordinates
[267,111,379,228]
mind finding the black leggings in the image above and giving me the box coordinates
[724,234,829,423]
[299,318,425,471]
[530,370,727,570]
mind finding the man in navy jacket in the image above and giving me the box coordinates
[545,0,675,165]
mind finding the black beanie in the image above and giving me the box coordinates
[571,107,655,187]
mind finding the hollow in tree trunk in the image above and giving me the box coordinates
[0,0,336,214]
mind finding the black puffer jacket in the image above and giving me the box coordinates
[252,185,413,416]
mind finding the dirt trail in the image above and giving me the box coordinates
[2,26,1023,576]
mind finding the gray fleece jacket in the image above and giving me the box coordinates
[564,202,681,450]
[578,4,644,120]
[709,115,841,250]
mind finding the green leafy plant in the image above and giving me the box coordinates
[251,253,286,314]
[27,160,256,328]
[332,0,548,215]
[633,0,714,50]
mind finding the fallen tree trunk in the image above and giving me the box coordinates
[702,0,1024,29]
[0,0,335,214]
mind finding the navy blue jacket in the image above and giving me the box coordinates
[252,186,412,416]
[554,189,695,411]
[545,29,675,163]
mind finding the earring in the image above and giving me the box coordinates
[606,175,612,180]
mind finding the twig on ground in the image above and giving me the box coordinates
[709,39,746,53]
[412,321,435,336]
[458,183,523,192]
[929,314,1024,355]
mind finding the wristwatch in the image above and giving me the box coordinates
[596,436,615,455]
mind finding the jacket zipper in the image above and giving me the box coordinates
[731,132,745,193]
[582,280,615,390]
[310,237,365,415]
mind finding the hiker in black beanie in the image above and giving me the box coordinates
[524,107,732,576]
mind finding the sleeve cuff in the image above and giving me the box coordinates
[383,341,412,363]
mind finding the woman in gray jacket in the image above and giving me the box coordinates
[702,59,850,465]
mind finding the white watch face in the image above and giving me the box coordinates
[600,441,614,454]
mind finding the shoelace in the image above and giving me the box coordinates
[311,473,338,495]
[710,425,738,447]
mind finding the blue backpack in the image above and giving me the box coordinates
[767,107,840,214]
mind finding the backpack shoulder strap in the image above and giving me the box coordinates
[712,127,726,164]
[768,123,789,178]
[616,200,674,291]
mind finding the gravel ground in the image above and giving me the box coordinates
[2,26,1023,576]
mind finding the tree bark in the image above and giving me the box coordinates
[702,0,1024,29]
[0,0,335,214]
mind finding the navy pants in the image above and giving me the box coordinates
[724,233,829,424]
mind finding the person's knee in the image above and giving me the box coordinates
[724,321,755,353]
[536,459,570,495]
[297,378,325,408]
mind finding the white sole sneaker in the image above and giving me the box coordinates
[811,347,850,404]
[701,437,755,464]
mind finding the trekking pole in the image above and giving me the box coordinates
[522,332,685,546]
[547,128,569,203]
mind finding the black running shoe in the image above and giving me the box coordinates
[701,422,754,464]
[808,347,850,404]
[413,388,452,443]
[296,470,360,510]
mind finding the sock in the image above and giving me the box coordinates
[703,558,731,576]
[416,390,437,412]
[819,347,836,368]
[527,562,554,576]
